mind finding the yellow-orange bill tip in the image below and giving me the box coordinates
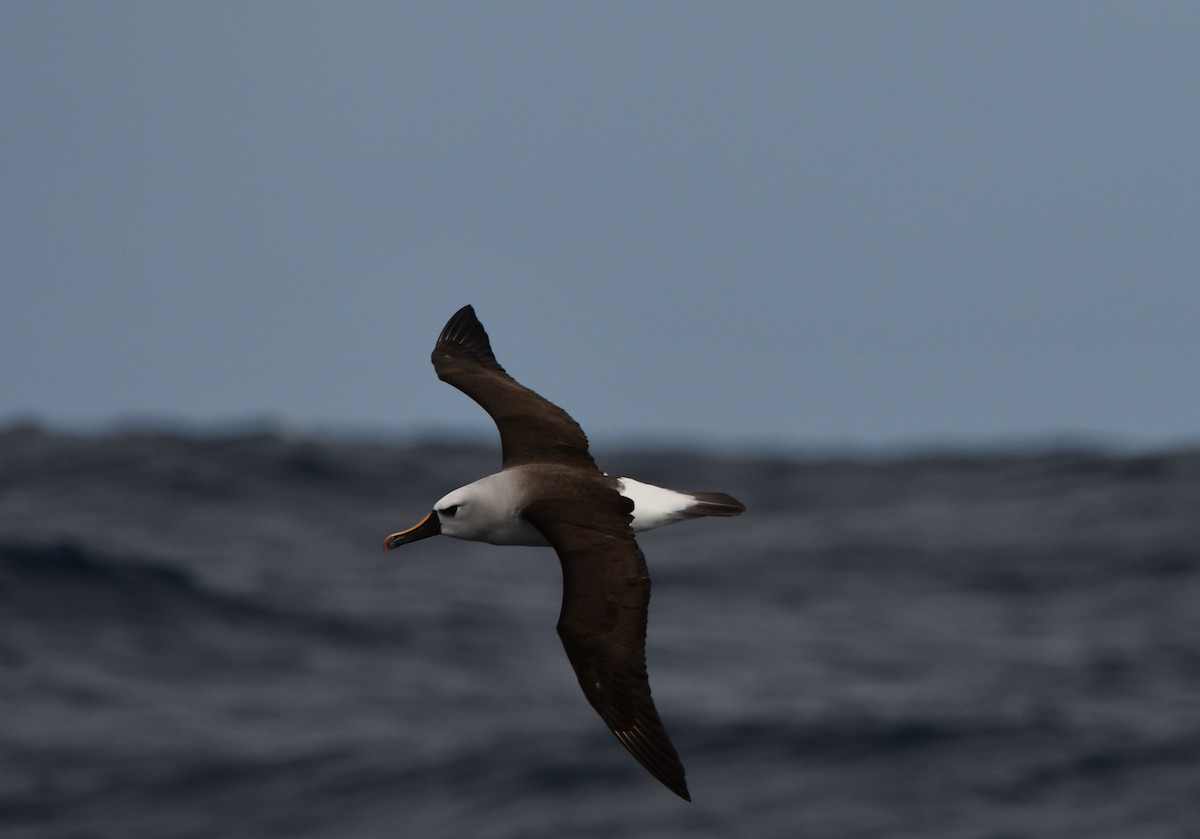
[382,511,440,550]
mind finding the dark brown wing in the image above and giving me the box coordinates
[523,487,691,801]
[431,305,598,472]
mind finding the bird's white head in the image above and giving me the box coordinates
[428,485,480,540]
[383,471,549,550]
[383,475,516,550]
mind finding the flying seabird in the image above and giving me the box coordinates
[383,305,745,801]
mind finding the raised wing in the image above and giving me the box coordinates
[431,305,598,472]
[522,488,691,801]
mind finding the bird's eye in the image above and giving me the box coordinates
[442,504,460,517]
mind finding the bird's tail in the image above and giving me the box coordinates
[681,491,746,518]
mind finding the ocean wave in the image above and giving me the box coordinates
[0,541,387,645]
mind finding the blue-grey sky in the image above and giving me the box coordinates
[3,3,1197,449]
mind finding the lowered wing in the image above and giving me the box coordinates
[522,488,691,801]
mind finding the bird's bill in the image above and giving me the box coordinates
[383,511,441,550]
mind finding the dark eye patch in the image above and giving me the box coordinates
[442,504,460,517]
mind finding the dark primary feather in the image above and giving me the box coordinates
[523,484,691,802]
[431,305,598,472]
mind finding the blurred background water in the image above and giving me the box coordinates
[5,5,1200,836]
[2,425,1198,838]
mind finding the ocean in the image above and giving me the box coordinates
[2,426,1198,838]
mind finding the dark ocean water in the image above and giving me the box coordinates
[1,426,1198,838]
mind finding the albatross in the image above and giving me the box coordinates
[383,305,745,801]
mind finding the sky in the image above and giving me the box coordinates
[2,3,1198,451]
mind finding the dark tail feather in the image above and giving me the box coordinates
[683,492,746,518]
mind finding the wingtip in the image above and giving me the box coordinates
[434,304,503,372]
[611,724,692,801]
[439,304,479,338]
[662,770,692,802]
